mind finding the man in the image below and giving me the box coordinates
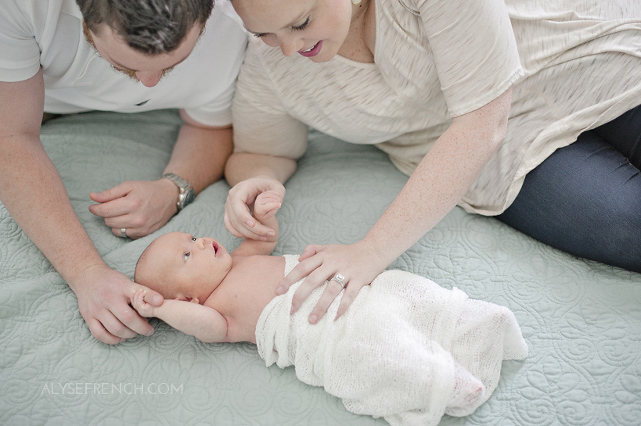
[0,0,248,344]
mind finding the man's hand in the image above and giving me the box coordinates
[89,178,178,239]
[71,264,164,344]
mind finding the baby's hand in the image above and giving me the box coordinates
[131,289,155,318]
[253,190,283,222]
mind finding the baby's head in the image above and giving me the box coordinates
[134,232,232,304]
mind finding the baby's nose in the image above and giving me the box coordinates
[196,238,207,249]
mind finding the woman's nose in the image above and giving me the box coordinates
[278,35,303,57]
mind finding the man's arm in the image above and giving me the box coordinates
[88,110,233,238]
[132,290,228,343]
[0,69,162,344]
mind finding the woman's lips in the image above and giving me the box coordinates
[299,41,323,57]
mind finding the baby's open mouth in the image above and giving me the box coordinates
[212,242,219,255]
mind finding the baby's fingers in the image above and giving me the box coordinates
[131,290,145,309]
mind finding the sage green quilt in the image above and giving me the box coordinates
[1,109,640,425]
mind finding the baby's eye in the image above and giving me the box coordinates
[183,252,191,261]
[191,237,196,242]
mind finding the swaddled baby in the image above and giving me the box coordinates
[132,191,528,426]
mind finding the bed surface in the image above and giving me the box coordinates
[1,109,640,425]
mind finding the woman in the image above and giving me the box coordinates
[224,0,641,324]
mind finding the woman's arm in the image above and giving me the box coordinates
[132,290,228,343]
[281,87,514,323]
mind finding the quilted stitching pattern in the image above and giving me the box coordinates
[1,110,640,425]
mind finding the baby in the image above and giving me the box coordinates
[132,191,528,426]
[132,190,285,344]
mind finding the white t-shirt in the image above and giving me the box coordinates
[232,0,641,214]
[0,0,248,126]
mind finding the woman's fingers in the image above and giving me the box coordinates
[307,278,345,324]
[278,249,324,295]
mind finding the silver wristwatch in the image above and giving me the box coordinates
[162,173,195,210]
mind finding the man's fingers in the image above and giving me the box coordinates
[99,310,139,340]
[87,318,126,345]
[89,183,130,203]
[89,197,132,219]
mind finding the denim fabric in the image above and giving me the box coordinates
[497,105,641,273]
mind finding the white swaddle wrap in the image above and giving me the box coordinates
[256,256,528,426]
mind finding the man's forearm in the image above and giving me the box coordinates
[163,121,233,194]
[0,136,106,289]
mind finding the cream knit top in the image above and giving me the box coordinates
[232,0,641,215]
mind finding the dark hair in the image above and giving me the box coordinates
[76,0,214,54]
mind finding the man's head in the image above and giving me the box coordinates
[134,232,233,304]
[77,0,213,54]
[77,0,214,86]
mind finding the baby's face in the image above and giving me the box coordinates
[143,232,233,303]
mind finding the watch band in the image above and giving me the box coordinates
[162,173,196,210]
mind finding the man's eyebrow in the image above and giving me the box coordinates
[110,54,189,72]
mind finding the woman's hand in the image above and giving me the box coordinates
[224,176,285,241]
[279,240,389,323]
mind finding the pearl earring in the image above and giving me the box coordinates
[351,0,361,4]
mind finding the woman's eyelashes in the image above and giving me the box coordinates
[252,17,311,38]
[292,17,311,31]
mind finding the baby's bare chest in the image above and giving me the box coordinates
[205,256,286,341]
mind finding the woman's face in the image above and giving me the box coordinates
[233,0,353,62]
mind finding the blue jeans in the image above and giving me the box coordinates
[496,105,641,273]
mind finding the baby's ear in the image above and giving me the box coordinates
[175,296,200,304]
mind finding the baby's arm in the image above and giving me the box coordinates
[232,190,281,256]
[131,290,228,343]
